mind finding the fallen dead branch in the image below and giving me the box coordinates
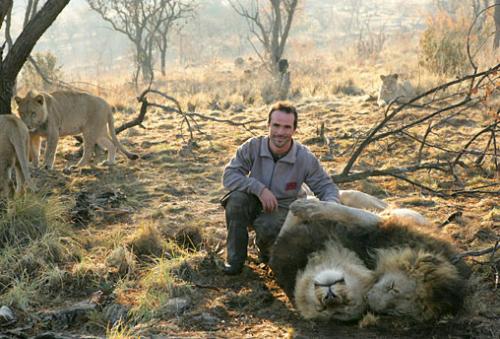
[116,88,264,142]
[335,62,500,196]
[453,241,500,262]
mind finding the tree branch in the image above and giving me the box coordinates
[333,163,447,184]
[453,241,500,263]
[0,0,12,31]
[341,64,500,176]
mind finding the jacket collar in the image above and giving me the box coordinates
[260,136,297,164]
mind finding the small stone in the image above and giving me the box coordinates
[103,303,129,326]
[162,297,191,316]
[0,305,16,325]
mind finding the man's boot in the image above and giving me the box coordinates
[222,191,262,275]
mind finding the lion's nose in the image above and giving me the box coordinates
[323,289,336,304]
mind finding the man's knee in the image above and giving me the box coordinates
[225,191,259,216]
[225,191,252,205]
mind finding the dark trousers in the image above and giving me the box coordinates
[224,191,288,265]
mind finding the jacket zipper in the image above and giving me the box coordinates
[268,160,276,189]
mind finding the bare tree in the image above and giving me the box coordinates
[88,0,161,84]
[88,0,195,83]
[152,1,196,76]
[470,0,490,32]
[0,0,70,115]
[4,1,54,91]
[494,0,500,49]
[344,0,363,33]
[0,0,12,30]
[2,1,13,60]
[229,0,298,75]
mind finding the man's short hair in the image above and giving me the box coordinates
[268,101,298,129]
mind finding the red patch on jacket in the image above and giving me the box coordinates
[285,182,297,191]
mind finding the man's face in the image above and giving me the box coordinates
[268,110,296,153]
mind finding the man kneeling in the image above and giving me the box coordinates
[220,102,340,275]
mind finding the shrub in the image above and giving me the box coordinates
[127,222,165,259]
[0,194,69,247]
[0,195,81,307]
[21,51,63,90]
[419,11,470,76]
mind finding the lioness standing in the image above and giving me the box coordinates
[15,90,138,170]
[0,115,34,199]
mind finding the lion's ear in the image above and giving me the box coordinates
[392,73,399,80]
[380,75,385,80]
[14,96,22,105]
[414,253,442,277]
[35,95,44,105]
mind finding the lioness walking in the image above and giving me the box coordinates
[0,115,34,199]
[15,90,138,170]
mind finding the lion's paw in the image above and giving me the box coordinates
[290,198,323,220]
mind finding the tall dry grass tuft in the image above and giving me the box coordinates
[1,273,40,310]
[127,221,165,258]
[0,194,83,308]
[130,247,191,322]
[106,319,138,339]
[0,194,69,246]
[106,245,137,276]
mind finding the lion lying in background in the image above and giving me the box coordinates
[15,90,138,170]
[377,73,416,107]
[270,198,468,322]
[0,115,34,199]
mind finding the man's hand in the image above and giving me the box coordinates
[259,188,278,212]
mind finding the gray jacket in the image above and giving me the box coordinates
[222,136,339,208]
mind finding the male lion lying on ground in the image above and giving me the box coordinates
[15,90,138,170]
[293,239,374,321]
[0,115,34,199]
[270,198,469,322]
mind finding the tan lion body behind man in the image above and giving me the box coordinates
[0,115,34,199]
[15,90,138,170]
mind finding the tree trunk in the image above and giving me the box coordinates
[141,41,154,82]
[269,0,298,76]
[494,0,500,49]
[160,48,166,76]
[270,0,282,74]
[159,37,167,76]
[0,0,69,114]
[0,0,12,30]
